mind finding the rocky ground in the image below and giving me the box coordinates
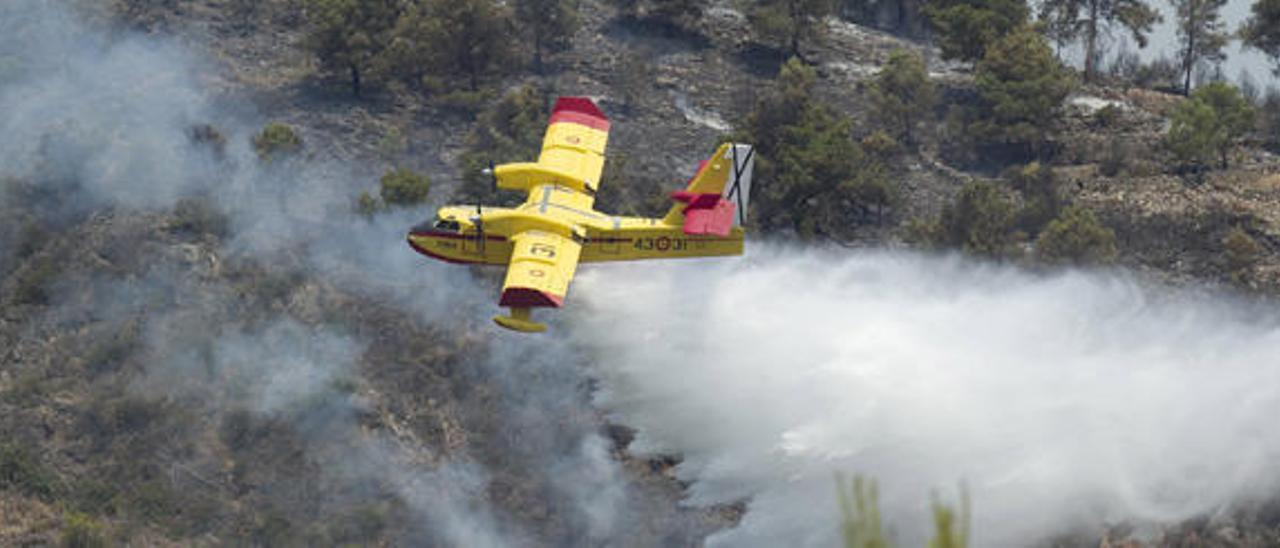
[4,0,1280,546]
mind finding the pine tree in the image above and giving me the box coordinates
[1241,0,1280,75]
[925,0,1029,62]
[733,58,896,235]
[867,49,936,145]
[303,0,400,97]
[514,0,579,72]
[1036,205,1117,264]
[749,0,838,59]
[1036,0,1160,82]
[1169,0,1229,95]
[931,180,1015,257]
[386,0,513,92]
[1164,81,1254,168]
[969,26,1075,158]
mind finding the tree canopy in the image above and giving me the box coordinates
[1169,0,1229,95]
[1164,81,1255,169]
[925,0,1029,62]
[303,0,401,97]
[968,26,1075,160]
[748,0,838,58]
[1241,0,1280,75]
[734,58,896,236]
[1036,205,1117,264]
[867,49,936,146]
[514,0,579,72]
[455,86,549,204]
[1036,0,1161,82]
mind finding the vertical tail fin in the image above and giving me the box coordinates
[662,143,755,228]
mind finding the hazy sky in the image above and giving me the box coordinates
[1059,0,1279,89]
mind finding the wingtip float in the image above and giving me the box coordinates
[406,96,754,333]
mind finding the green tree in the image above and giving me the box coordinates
[515,0,579,72]
[931,180,1015,257]
[379,168,431,207]
[749,0,838,59]
[303,0,400,97]
[1164,81,1254,168]
[1241,0,1280,75]
[867,49,937,145]
[925,0,1029,62]
[1169,0,1229,95]
[1036,0,1161,82]
[252,122,303,163]
[1036,205,1117,263]
[456,86,549,204]
[965,27,1075,160]
[386,0,513,92]
[734,58,897,235]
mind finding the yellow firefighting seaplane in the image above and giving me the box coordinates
[407,97,753,333]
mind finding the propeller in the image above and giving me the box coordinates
[474,160,498,255]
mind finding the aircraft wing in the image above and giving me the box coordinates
[498,230,582,311]
[494,97,610,198]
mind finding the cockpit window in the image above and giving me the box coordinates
[434,219,461,232]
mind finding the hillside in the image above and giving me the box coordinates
[3,0,1280,546]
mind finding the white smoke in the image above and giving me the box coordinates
[569,244,1280,546]
[0,0,515,543]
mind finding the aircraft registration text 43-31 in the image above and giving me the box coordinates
[632,236,689,251]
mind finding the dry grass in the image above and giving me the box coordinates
[0,494,60,546]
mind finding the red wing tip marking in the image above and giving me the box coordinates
[500,287,565,308]
[551,97,610,131]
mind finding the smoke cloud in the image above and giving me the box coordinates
[0,0,525,543]
[569,245,1280,546]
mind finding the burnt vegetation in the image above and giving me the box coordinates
[5,0,1280,546]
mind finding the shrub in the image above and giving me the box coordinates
[1223,226,1263,281]
[931,180,1015,257]
[354,191,381,217]
[379,168,431,207]
[0,443,57,498]
[1006,163,1062,233]
[837,474,971,548]
[61,512,108,548]
[1093,104,1121,128]
[188,124,227,159]
[456,86,548,204]
[252,122,303,163]
[1036,205,1117,264]
[1165,82,1255,169]
[1098,136,1130,177]
[868,49,937,146]
[13,256,61,306]
[837,475,888,548]
[171,197,230,238]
